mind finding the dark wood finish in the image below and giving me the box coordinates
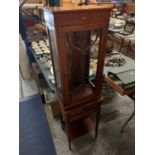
[58,94,103,150]
[127,2,135,14]
[61,117,96,140]
[44,5,112,150]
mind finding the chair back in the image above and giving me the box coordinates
[124,20,135,34]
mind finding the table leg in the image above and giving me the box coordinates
[121,110,135,133]
[119,38,124,52]
[64,118,72,150]
[95,107,101,138]
[126,40,131,56]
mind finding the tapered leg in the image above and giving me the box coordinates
[121,110,135,133]
[60,114,65,131]
[119,38,124,52]
[95,107,101,139]
[64,118,72,150]
[126,40,131,56]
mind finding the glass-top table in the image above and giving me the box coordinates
[31,51,55,92]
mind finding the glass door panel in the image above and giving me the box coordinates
[48,26,62,95]
[64,28,101,101]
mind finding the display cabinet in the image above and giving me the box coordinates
[44,5,111,149]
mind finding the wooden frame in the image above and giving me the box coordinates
[44,5,112,150]
[104,76,135,96]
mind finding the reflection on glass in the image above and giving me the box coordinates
[48,27,62,94]
[89,30,100,78]
[65,29,101,100]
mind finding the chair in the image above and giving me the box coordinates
[114,20,135,56]
[118,20,135,35]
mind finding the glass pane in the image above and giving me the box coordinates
[89,30,100,81]
[48,26,62,94]
[65,29,101,100]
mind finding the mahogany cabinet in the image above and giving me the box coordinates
[43,5,111,149]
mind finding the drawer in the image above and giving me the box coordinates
[67,102,100,118]
[55,10,110,26]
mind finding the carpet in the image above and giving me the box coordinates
[19,94,57,155]
[45,93,135,155]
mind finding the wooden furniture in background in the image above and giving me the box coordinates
[104,51,135,96]
[104,76,134,96]
[43,5,112,149]
[127,2,135,15]
[104,52,135,132]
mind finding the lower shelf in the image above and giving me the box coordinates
[62,116,95,141]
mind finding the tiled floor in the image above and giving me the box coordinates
[19,71,38,99]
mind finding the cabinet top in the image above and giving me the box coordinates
[44,5,112,14]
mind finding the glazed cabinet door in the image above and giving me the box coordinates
[44,11,63,98]
[58,25,107,107]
